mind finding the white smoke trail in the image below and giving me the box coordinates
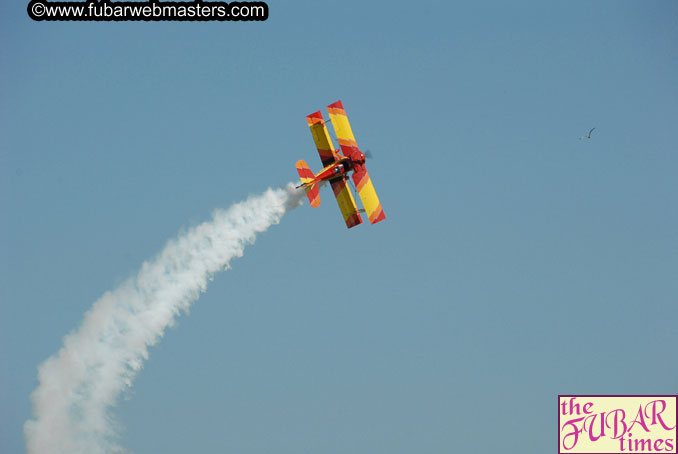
[24,184,304,454]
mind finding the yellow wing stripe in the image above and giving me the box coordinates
[328,114,357,144]
[331,178,363,228]
[306,111,339,166]
[353,171,386,224]
[327,101,359,155]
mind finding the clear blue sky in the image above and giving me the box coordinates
[2,1,677,452]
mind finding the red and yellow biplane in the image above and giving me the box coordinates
[296,100,386,228]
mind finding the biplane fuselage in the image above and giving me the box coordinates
[298,152,366,187]
[295,100,385,228]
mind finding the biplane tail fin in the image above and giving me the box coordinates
[295,160,320,207]
[296,160,314,185]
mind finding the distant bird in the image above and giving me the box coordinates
[579,127,596,140]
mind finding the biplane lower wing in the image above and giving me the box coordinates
[330,177,362,228]
[306,111,340,167]
[352,169,386,224]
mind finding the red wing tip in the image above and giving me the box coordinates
[306,111,324,124]
[369,210,386,224]
[346,213,363,228]
[327,100,344,109]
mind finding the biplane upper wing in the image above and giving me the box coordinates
[306,111,340,167]
[326,100,360,158]
[330,177,363,228]
[328,100,386,225]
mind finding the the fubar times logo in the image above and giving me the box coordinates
[559,396,677,453]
